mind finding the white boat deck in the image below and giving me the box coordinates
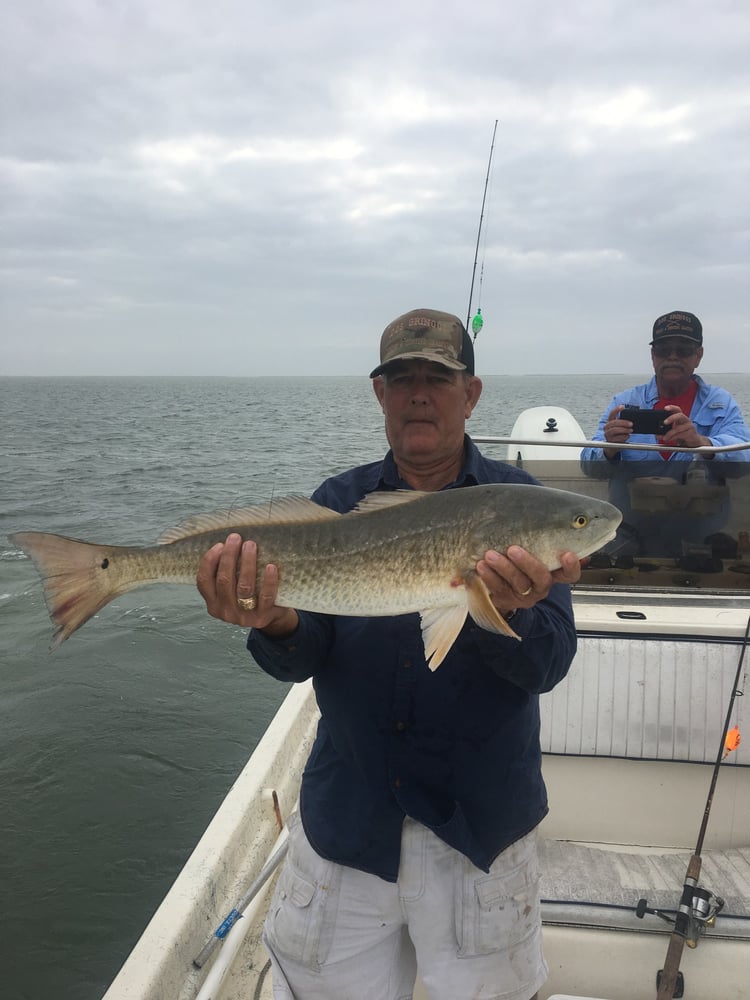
[104,615,750,999]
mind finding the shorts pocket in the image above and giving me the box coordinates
[264,815,341,970]
[455,834,541,958]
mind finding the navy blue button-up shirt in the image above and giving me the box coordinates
[248,436,577,881]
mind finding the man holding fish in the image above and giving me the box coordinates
[13,308,618,998]
[197,309,599,1000]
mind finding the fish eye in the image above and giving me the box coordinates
[573,514,589,529]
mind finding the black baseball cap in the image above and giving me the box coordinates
[650,310,703,346]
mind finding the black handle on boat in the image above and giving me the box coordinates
[655,615,750,1000]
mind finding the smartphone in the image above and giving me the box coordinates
[620,407,671,435]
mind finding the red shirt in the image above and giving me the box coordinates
[657,380,698,460]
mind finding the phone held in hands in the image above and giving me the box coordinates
[620,407,671,436]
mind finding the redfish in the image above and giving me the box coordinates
[11,484,620,668]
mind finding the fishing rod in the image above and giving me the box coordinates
[653,615,749,1000]
[466,119,498,340]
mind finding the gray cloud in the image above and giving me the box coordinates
[2,0,749,375]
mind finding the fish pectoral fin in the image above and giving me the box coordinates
[419,604,469,672]
[466,576,521,641]
[158,496,341,542]
[352,490,431,514]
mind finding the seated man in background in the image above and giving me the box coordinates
[580,310,750,556]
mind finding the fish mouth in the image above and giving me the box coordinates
[573,528,619,564]
[598,525,619,550]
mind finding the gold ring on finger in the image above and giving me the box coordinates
[237,595,257,611]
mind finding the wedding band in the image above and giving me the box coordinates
[237,595,257,611]
[518,585,533,597]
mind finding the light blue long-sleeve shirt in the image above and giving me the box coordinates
[580,375,750,475]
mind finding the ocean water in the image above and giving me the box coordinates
[2,372,750,1000]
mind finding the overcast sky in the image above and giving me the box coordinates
[2,0,749,377]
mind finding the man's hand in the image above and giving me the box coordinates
[601,404,633,459]
[660,405,712,450]
[476,546,582,615]
[196,533,298,638]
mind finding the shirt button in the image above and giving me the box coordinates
[402,659,412,669]
[394,777,403,788]
[395,721,406,732]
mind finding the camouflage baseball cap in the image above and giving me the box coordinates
[370,308,475,378]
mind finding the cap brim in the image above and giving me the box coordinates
[369,351,467,379]
[650,334,702,346]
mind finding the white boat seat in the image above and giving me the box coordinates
[539,838,750,940]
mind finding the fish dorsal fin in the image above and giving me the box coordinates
[158,496,340,543]
[352,490,430,515]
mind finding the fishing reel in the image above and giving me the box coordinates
[636,887,725,946]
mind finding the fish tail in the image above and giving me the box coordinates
[10,531,136,649]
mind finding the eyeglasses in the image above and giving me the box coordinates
[651,343,698,358]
